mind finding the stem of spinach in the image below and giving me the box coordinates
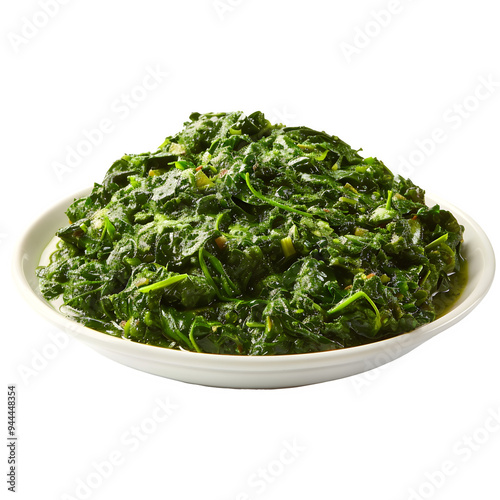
[385,190,393,210]
[244,172,313,218]
[137,274,188,293]
[327,290,381,330]
[189,319,203,353]
[198,247,239,300]
[63,284,106,306]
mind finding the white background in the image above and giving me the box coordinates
[1,1,499,499]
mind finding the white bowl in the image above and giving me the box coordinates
[13,188,495,389]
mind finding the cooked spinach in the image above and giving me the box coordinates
[37,111,466,355]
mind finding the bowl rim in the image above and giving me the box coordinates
[12,187,496,373]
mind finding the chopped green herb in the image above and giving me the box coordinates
[36,111,467,355]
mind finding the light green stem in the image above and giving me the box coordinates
[138,274,188,293]
[245,173,313,218]
[328,290,381,327]
[385,190,393,210]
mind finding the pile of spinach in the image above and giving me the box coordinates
[37,111,466,355]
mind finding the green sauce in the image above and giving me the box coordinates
[434,257,468,318]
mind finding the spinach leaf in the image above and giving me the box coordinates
[37,111,467,355]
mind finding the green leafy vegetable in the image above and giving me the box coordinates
[37,111,467,355]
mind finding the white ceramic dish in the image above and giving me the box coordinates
[14,188,495,389]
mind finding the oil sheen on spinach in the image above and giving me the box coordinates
[37,111,467,355]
